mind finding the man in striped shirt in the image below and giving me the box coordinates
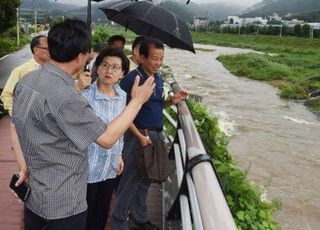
[10,19,155,230]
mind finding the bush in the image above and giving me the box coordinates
[279,83,308,99]
[92,26,110,51]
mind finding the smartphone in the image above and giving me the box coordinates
[84,61,90,72]
[9,174,31,201]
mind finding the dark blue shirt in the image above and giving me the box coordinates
[120,65,164,130]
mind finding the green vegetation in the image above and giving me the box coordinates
[92,26,137,43]
[192,32,320,111]
[92,26,136,55]
[204,23,319,38]
[0,27,30,58]
[0,0,31,58]
[0,0,20,34]
[163,91,281,229]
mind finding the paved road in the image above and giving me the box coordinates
[0,46,31,89]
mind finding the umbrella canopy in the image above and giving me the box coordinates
[99,0,195,53]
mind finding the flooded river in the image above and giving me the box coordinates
[164,44,320,230]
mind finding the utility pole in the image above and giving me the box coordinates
[16,0,24,46]
[33,0,39,33]
[16,7,20,46]
[87,0,91,30]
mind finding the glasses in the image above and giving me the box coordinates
[37,47,48,50]
[100,63,122,72]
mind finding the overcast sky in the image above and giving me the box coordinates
[53,0,262,8]
[192,0,261,5]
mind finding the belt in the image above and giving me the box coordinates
[138,128,163,132]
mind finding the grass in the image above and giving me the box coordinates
[192,33,320,106]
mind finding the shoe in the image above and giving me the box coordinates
[133,220,159,230]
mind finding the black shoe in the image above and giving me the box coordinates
[133,220,159,230]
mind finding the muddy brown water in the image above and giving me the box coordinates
[164,44,320,230]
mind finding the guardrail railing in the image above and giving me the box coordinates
[163,81,237,230]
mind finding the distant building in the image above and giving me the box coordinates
[20,8,48,24]
[308,23,320,38]
[269,12,282,22]
[194,16,209,29]
[227,16,243,25]
[244,17,268,25]
[308,22,320,29]
[226,16,267,25]
[283,19,304,27]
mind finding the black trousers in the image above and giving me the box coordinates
[86,178,118,230]
[25,207,87,230]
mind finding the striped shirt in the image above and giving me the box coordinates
[11,62,106,219]
[81,81,126,183]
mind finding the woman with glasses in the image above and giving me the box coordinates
[81,48,129,230]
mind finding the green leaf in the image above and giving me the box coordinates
[259,210,267,219]
[236,211,245,221]
[217,164,229,173]
[230,170,243,178]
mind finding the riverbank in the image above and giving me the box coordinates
[191,33,320,114]
[164,45,320,230]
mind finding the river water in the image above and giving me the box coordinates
[164,44,320,230]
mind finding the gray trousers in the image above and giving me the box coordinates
[112,130,163,230]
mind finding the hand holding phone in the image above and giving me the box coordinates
[9,174,31,201]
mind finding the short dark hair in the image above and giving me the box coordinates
[131,36,146,51]
[107,35,126,46]
[94,48,130,75]
[30,35,46,54]
[48,19,91,63]
[139,37,164,58]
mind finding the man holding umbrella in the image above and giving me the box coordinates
[112,37,188,230]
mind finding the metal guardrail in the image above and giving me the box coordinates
[163,81,237,230]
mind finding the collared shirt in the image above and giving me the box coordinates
[0,58,39,116]
[12,62,105,219]
[128,57,138,72]
[120,65,164,130]
[81,81,126,183]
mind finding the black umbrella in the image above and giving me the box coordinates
[98,0,195,53]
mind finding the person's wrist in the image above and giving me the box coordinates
[19,168,29,175]
[130,97,144,107]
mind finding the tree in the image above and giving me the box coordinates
[0,0,20,34]
[294,24,302,36]
[301,24,310,37]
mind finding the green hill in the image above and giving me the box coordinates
[292,10,320,22]
[161,0,246,23]
[242,0,320,17]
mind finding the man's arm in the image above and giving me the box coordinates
[10,122,29,186]
[0,68,21,116]
[95,76,155,148]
